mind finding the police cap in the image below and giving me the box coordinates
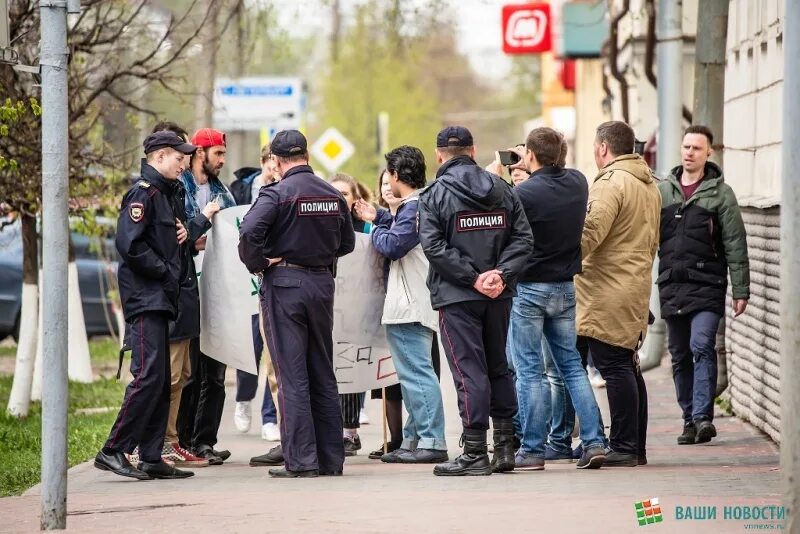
[144,131,197,155]
[271,130,308,157]
[436,126,474,148]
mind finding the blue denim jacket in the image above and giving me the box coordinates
[180,169,237,220]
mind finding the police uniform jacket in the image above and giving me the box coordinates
[418,155,534,310]
[238,164,356,273]
[116,163,182,321]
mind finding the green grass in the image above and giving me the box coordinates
[0,336,121,363]
[0,375,125,497]
[87,336,122,363]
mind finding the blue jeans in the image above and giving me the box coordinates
[386,323,447,451]
[544,342,575,454]
[666,310,722,424]
[506,335,575,453]
[509,281,606,456]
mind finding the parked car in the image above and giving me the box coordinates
[0,217,119,342]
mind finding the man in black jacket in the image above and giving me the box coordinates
[150,122,218,468]
[95,131,196,480]
[239,130,356,478]
[419,126,533,476]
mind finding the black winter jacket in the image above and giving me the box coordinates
[115,164,182,321]
[418,156,534,309]
[657,161,750,317]
[229,166,261,205]
[168,182,211,342]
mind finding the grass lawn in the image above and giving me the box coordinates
[0,375,125,497]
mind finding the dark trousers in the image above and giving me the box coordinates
[665,311,722,424]
[235,314,278,424]
[105,312,170,462]
[177,338,227,449]
[261,267,343,473]
[438,299,517,431]
[578,336,647,455]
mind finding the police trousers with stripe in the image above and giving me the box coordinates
[438,299,517,431]
[105,312,171,462]
[260,267,344,473]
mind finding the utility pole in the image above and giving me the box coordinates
[39,0,71,529]
[781,1,800,529]
[692,0,729,395]
[641,0,683,371]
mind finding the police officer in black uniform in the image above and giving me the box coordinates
[95,131,197,480]
[418,126,533,476]
[239,130,356,478]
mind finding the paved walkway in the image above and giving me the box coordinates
[0,358,781,533]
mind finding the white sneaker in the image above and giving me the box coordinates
[588,366,606,389]
[262,422,280,441]
[234,401,252,433]
[359,408,369,425]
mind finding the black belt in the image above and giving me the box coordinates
[275,260,329,272]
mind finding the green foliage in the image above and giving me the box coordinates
[317,2,444,187]
[0,375,125,496]
[0,98,38,186]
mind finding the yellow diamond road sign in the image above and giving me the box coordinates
[311,127,355,172]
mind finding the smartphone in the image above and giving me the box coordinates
[499,150,521,166]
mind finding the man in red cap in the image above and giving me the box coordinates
[176,127,237,465]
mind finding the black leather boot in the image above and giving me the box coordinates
[491,418,516,473]
[433,428,492,477]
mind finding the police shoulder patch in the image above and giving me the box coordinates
[129,202,145,223]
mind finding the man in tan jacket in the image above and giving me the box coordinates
[575,121,661,467]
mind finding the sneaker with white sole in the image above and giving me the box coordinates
[262,422,280,441]
[359,408,370,425]
[234,401,252,433]
[162,442,209,467]
[588,366,606,388]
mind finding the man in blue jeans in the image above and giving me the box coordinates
[503,127,607,470]
[355,145,448,464]
[658,125,750,445]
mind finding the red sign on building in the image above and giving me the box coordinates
[502,3,552,55]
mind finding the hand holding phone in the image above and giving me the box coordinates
[498,150,521,166]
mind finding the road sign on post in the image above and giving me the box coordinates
[213,77,302,131]
[502,3,552,54]
[311,127,354,173]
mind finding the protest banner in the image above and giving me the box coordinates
[197,207,398,391]
[198,206,258,374]
[333,233,398,393]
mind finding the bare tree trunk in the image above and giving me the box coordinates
[331,0,341,62]
[195,0,219,130]
[7,214,39,416]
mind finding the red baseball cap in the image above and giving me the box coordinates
[191,128,226,148]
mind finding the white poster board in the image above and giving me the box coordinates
[333,233,398,393]
[197,209,398,392]
[198,206,258,373]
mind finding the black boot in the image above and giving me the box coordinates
[433,428,492,477]
[491,418,516,473]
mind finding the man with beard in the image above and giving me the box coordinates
[176,128,237,465]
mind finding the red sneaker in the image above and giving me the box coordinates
[163,442,209,467]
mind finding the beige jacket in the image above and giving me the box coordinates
[575,154,661,350]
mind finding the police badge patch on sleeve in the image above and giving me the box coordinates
[129,203,144,223]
